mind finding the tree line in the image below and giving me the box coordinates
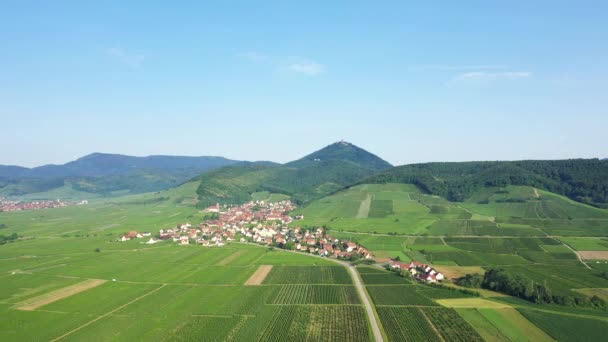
[456,268,606,309]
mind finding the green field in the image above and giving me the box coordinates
[458,308,553,342]
[519,309,608,341]
[0,240,372,341]
[2,181,608,341]
[559,237,608,251]
[295,185,608,238]
[367,285,439,306]
[263,266,352,284]
[0,193,375,341]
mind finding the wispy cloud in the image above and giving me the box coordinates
[413,64,510,71]
[285,59,325,76]
[454,71,531,81]
[236,51,267,62]
[104,47,144,67]
[236,52,326,76]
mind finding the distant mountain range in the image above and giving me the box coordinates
[2,145,607,208]
[0,153,242,198]
[0,153,240,178]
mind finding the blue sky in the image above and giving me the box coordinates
[1,1,607,167]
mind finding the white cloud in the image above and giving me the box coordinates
[236,51,267,62]
[104,47,144,67]
[286,59,325,76]
[414,64,510,71]
[454,71,531,81]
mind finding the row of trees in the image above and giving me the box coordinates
[0,232,19,245]
[456,268,606,309]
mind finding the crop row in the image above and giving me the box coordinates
[421,308,483,342]
[360,273,412,284]
[260,306,370,341]
[263,266,352,284]
[377,307,441,341]
[271,285,360,304]
[369,199,394,218]
[444,237,559,254]
[367,285,438,306]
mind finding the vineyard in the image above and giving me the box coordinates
[367,285,438,306]
[378,307,441,341]
[369,199,394,218]
[421,307,484,342]
[443,237,560,254]
[164,315,242,342]
[519,309,608,341]
[359,272,412,284]
[259,306,371,341]
[263,266,352,284]
[416,285,475,299]
[270,285,360,304]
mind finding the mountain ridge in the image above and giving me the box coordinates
[0,153,245,198]
[0,153,241,178]
[195,141,393,206]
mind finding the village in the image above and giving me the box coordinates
[119,200,375,259]
[118,199,447,284]
[0,198,88,212]
[387,260,446,284]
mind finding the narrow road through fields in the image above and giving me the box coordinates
[237,243,384,341]
[344,263,384,342]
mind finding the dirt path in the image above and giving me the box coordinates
[419,308,445,341]
[13,279,106,311]
[49,284,166,342]
[533,188,540,198]
[217,250,246,266]
[244,265,273,285]
[560,240,592,269]
[356,194,372,218]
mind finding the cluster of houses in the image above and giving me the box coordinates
[389,260,445,283]
[289,227,373,259]
[0,198,88,212]
[119,231,158,244]
[117,199,373,260]
[160,222,232,247]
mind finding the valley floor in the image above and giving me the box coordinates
[1,184,608,341]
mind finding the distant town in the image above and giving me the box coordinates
[0,198,88,212]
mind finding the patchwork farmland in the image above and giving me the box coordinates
[2,180,608,341]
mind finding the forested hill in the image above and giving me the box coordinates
[360,159,608,207]
[0,153,242,198]
[0,153,240,178]
[196,141,392,206]
[286,141,392,170]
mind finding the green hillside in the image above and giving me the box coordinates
[195,142,392,206]
[360,159,608,208]
[294,184,608,237]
